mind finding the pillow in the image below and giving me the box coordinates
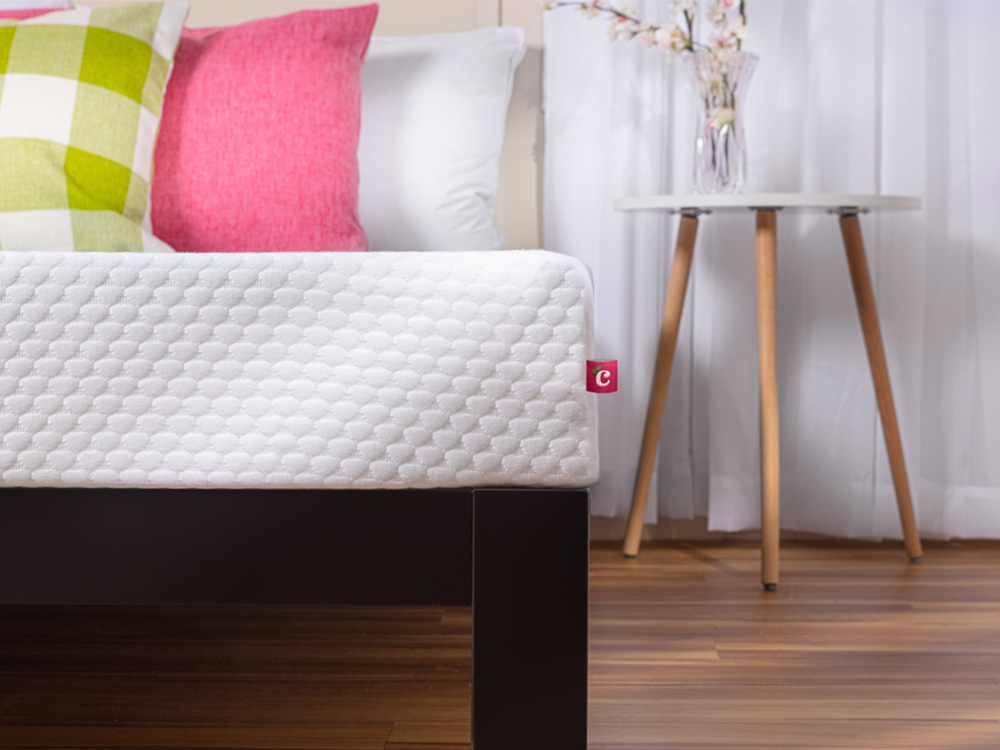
[358,27,526,252]
[0,2,188,253]
[0,9,63,19]
[150,5,378,253]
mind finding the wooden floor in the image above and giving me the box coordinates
[1,540,999,749]
[589,540,1000,749]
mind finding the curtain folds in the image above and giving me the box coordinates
[543,0,1000,539]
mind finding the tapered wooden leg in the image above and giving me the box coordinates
[623,214,699,558]
[838,213,923,562]
[756,210,780,590]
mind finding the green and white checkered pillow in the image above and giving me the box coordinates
[0,2,188,252]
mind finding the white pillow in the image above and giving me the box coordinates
[358,27,526,252]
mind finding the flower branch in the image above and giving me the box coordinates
[543,1,747,58]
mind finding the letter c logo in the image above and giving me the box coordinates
[587,359,617,393]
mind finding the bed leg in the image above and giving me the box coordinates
[471,489,589,750]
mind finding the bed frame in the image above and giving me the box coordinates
[0,488,589,749]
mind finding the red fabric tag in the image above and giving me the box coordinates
[587,360,617,393]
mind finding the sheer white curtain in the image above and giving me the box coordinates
[544,0,1000,539]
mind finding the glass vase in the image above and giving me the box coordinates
[683,50,758,193]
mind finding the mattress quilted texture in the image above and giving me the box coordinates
[0,251,598,489]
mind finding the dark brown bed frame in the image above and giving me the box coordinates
[0,486,589,749]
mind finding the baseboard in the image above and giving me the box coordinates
[589,515,828,542]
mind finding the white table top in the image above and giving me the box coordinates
[614,193,921,213]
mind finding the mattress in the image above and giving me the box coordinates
[0,251,598,490]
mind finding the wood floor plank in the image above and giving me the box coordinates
[591,652,1000,684]
[590,694,1000,722]
[0,725,392,750]
[0,644,471,681]
[388,722,471,744]
[588,719,1000,749]
[2,678,471,726]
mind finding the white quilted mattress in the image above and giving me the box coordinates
[0,251,598,489]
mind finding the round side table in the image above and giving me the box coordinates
[614,193,923,589]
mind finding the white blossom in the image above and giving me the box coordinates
[581,0,602,19]
[654,23,690,56]
[728,16,747,41]
[636,20,657,46]
[607,16,638,41]
[713,46,736,66]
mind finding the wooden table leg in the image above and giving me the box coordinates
[623,213,699,558]
[838,213,923,562]
[756,210,780,590]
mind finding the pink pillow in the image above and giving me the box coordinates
[0,9,59,18]
[151,5,378,253]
